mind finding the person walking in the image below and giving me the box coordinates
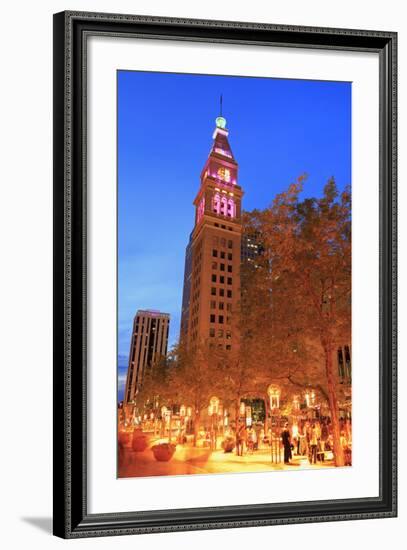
[310,424,318,464]
[281,423,292,464]
[246,426,255,453]
[236,423,246,457]
[320,421,329,453]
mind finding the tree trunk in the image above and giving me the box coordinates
[324,343,344,467]
[193,410,200,447]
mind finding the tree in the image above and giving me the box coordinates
[156,341,230,445]
[243,176,351,466]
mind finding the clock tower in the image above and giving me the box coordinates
[180,114,244,354]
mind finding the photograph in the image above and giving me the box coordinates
[117,70,352,478]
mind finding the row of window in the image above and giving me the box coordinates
[211,274,233,285]
[211,287,232,298]
[211,261,232,272]
[210,314,231,325]
[210,343,232,351]
[214,222,233,231]
[212,249,232,260]
[209,328,232,339]
[210,301,232,311]
[212,239,233,250]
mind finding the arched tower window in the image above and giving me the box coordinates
[227,198,236,218]
[220,195,227,216]
[212,193,221,214]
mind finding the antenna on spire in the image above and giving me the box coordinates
[215,94,227,129]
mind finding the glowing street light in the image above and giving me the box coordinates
[267,384,281,410]
[210,396,220,414]
[305,389,316,408]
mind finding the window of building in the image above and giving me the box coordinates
[212,249,218,257]
[227,277,232,285]
[214,223,219,228]
[218,329,224,338]
[219,315,224,324]
[211,274,217,283]
[220,263,225,271]
[221,224,226,229]
[219,288,225,297]
[220,276,225,284]
[220,238,226,247]
[212,261,217,269]
[219,302,224,310]
[211,287,216,296]
[227,265,232,273]
[226,345,231,351]
[210,314,216,323]
[226,331,231,339]
[220,251,225,259]
[226,303,232,311]
[210,300,216,309]
[228,253,232,260]
[226,316,231,324]
[227,290,232,298]
[228,240,233,248]
[209,328,215,337]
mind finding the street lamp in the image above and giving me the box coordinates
[210,396,220,414]
[178,404,186,444]
[305,389,316,408]
[267,384,282,463]
[208,396,220,450]
[267,384,281,410]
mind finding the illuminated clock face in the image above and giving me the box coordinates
[218,167,231,182]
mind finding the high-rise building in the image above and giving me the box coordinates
[124,310,170,406]
[241,232,263,266]
[180,233,193,338]
[180,114,244,352]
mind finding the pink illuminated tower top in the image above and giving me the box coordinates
[194,113,243,227]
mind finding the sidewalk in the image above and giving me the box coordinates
[118,442,335,478]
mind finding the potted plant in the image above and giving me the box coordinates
[151,442,176,462]
[221,435,235,453]
[131,428,149,452]
[118,430,132,447]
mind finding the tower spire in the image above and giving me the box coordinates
[215,95,227,129]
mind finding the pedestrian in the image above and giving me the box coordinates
[254,423,262,450]
[246,426,257,453]
[281,423,292,464]
[310,424,318,464]
[236,423,246,456]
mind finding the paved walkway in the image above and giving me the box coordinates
[118,440,335,478]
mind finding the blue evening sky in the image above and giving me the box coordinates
[118,70,351,368]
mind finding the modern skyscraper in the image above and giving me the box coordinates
[180,114,244,352]
[124,310,170,407]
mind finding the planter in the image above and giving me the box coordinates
[132,429,149,452]
[118,431,132,447]
[222,438,235,453]
[151,443,176,462]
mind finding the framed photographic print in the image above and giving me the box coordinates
[53,11,397,538]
